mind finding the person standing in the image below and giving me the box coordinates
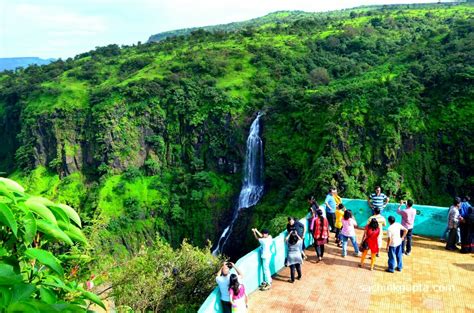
[464,205,474,253]
[446,198,461,251]
[287,217,307,260]
[396,200,417,256]
[285,231,303,283]
[459,196,472,253]
[368,186,389,214]
[359,218,380,271]
[306,205,316,247]
[335,204,345,247]
[325,187,337,232]
[229,274,248,312]
[386,216,408,273]
[252,228,273,290]
[312,209,329,261]
[216,262,244,313]
[340,210,361,257]
[367,207,386,257]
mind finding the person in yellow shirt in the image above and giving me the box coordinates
[334,191,342,206]
[335,204,345,247]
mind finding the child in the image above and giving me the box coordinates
[335,204,345,247]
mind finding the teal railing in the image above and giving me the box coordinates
[198,198,448,312]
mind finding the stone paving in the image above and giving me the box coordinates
[248,229,474,312]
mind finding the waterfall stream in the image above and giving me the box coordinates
[212,113,264,255]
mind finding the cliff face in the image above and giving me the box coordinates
[0,4,473,256]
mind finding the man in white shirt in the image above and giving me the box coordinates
[252,228,273,290]
[386,216,408,273]
[216,262,244,313]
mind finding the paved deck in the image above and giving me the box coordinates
[248,229,474,312]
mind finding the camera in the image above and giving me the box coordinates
[226,262,233,269]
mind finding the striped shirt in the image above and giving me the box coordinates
[370,193,387,209]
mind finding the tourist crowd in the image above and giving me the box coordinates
[215,187,474,313]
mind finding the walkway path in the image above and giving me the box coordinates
[248,229,473,312]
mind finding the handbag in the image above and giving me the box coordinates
[361,239,369,251]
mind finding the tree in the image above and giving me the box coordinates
[0,178,104,312]
[309,67,331,86]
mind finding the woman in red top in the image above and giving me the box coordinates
[312,209,329,262]
[359,218,380,270]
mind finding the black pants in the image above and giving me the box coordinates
[327,213,336,232]
[446,228,458,250]
[401,229,413,254]
[289,263,302,281]
[221,300,232,313]
[460,223,472,253]
[335,227,341,243]
[315,244,325,258]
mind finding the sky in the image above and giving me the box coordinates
[0,0,443,59]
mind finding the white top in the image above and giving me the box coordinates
[216,274,241,301]
[341,218,357,237]
[259,236,273,259]
[387,222,407,247]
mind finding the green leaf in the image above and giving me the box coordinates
[58,221,88,245]
[0,203,18,237]
[6,301,40,313]
[58,254,92,262]
[53,204,81,228]
[0,178,25,193]
[0,286,12,308]
[43,276,69,291]
[0,264,23,286]
[82,291,105,310]
[36,220,73,246]
[24,248,64,276]
[48,206,70,224]
[12,283,35,302]
[39,287,57,304]
[26,196,55,207]
[0,247,8,257]
[22,212,37,245]
[0,183,14,201]
[24,199,57,225]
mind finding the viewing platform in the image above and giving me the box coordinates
[248,229,473,312]
[199,199,473,312]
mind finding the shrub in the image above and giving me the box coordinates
[0,177,104,311]
[309,67,331,86]
[111,239,221,312]
[119,56,154,76]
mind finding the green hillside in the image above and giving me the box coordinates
[0,3,473,310]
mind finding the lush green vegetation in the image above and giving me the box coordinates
[0,177,104,311]
[0,3,473,310]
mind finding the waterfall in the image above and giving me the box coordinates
[212,112,264,255]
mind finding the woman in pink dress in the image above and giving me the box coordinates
[229,274,248,312]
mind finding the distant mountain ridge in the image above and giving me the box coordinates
[147,2,463,42]
[148,10,317,42]
[0,57,55,72]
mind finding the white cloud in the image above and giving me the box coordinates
[0,0,442,58]
[0,2,108,58]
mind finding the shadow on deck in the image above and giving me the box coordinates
[248,229,473,312]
